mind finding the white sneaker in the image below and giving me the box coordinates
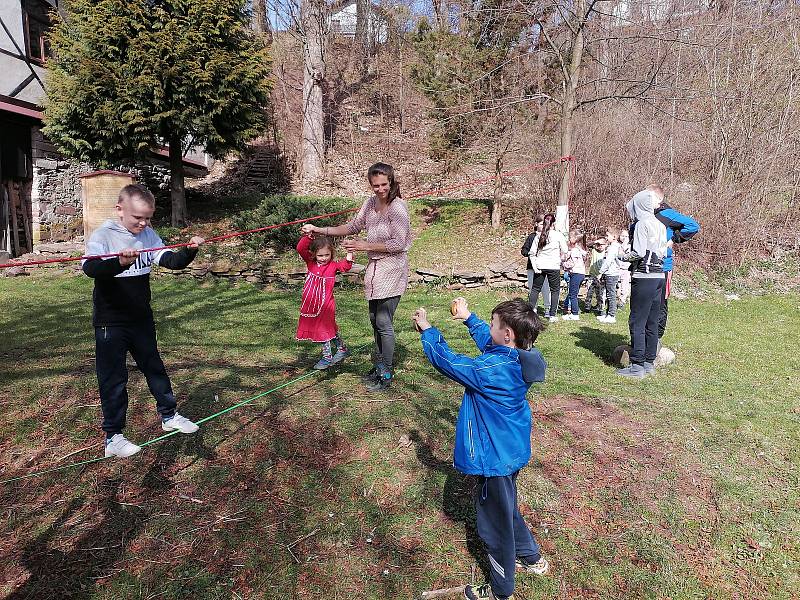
[571,314,581,321]
[548,316,558,323]
[104,434,142,458]
[562,314,573,321]
[604,316,617,323]
[162,412,199,434]
[516,556,550,575]
[597,315,608,322]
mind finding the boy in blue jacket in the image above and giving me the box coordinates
[413,297,549,600]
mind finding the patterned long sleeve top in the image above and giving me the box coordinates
[345,196,412,300]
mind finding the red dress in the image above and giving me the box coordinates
[295,235,353,342]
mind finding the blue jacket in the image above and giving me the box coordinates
[420,313,546,477]
[654,204,700,272]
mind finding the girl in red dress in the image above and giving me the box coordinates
[296,233,354,369]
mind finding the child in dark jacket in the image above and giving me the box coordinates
[413,298,549,600]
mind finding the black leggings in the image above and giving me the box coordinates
[528,270,561,317]
[368,295,401,369]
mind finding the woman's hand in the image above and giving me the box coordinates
[187,236,205,248]
[300,223,318,236]
[342,239,369,252]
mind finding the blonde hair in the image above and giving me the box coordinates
[118,183,155,208]
[606,226,620,241]
[646,184,664,198]
[568,229,587,250]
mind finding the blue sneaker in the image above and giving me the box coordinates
[313,357,333,370]
[329,348,350,365]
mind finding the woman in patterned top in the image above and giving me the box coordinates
[301,162,412,392]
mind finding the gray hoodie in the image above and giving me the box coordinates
[82,220,197,325]
[624,190,668,278]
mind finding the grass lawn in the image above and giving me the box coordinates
[1,275,799,599]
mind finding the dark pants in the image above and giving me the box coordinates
[659,271,671,338]
[528,270,561,317]
[475,472,542,599]
[563,273,585,314]
[628,277,664,366]
[602,275,619,317]
[368,295,401,370]
[95,323,176,437]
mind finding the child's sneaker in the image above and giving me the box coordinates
[604,316,617,324]
[516,555,550,575]
[329,348,350,365]
[597,314,608,322]
[548,316,558,323]
[104,434,142,458]
[463,583,514,600]
[643,362,655,376]
[161,412,199,433]
[313,357,333,370]
[616,364,646,379]
[561,314,573,321]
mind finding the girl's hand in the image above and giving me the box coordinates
[342,239,369,252]
[345,252,354,262]
[300,223,318,236]
[450,297,470,320]
[412,308,432,332]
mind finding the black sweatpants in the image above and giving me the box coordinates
[628,277,664,366]
[95,322,177,436]
[368,295,401,370]
[475,472,542,599]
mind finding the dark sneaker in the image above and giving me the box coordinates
[313,357,333,370]
[516,555,549,575]
[360,368,379,384]
[329,348,350,365]
[463,583,514,600]
[616,364,646,379]
[365,373,391,392]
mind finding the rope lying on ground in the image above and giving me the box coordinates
[0,344,371,485]
[1,156,576,269]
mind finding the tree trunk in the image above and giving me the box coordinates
[491,166,502,230]
[301,0,326,181]
[558,0,586,207]
[169,135,187,226]
[253,0,273,43]
[356,0,370,64]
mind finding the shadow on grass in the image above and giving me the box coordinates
[7,477,145,600]
[409,430,489,584]
[571,326,628,366]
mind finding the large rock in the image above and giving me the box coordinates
[612,344,676,368]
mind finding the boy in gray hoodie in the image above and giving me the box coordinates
[82,184,204,457]
[618,188,668,379]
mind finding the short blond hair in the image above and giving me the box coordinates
[118,183,155,208]
[646,184,664,198]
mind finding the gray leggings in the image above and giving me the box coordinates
[368,295,401,369]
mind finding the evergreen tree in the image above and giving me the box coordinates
[43,0,273,225]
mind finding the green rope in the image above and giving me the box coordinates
[1,345,368,486]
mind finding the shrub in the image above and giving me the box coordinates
[231,194,358,252]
